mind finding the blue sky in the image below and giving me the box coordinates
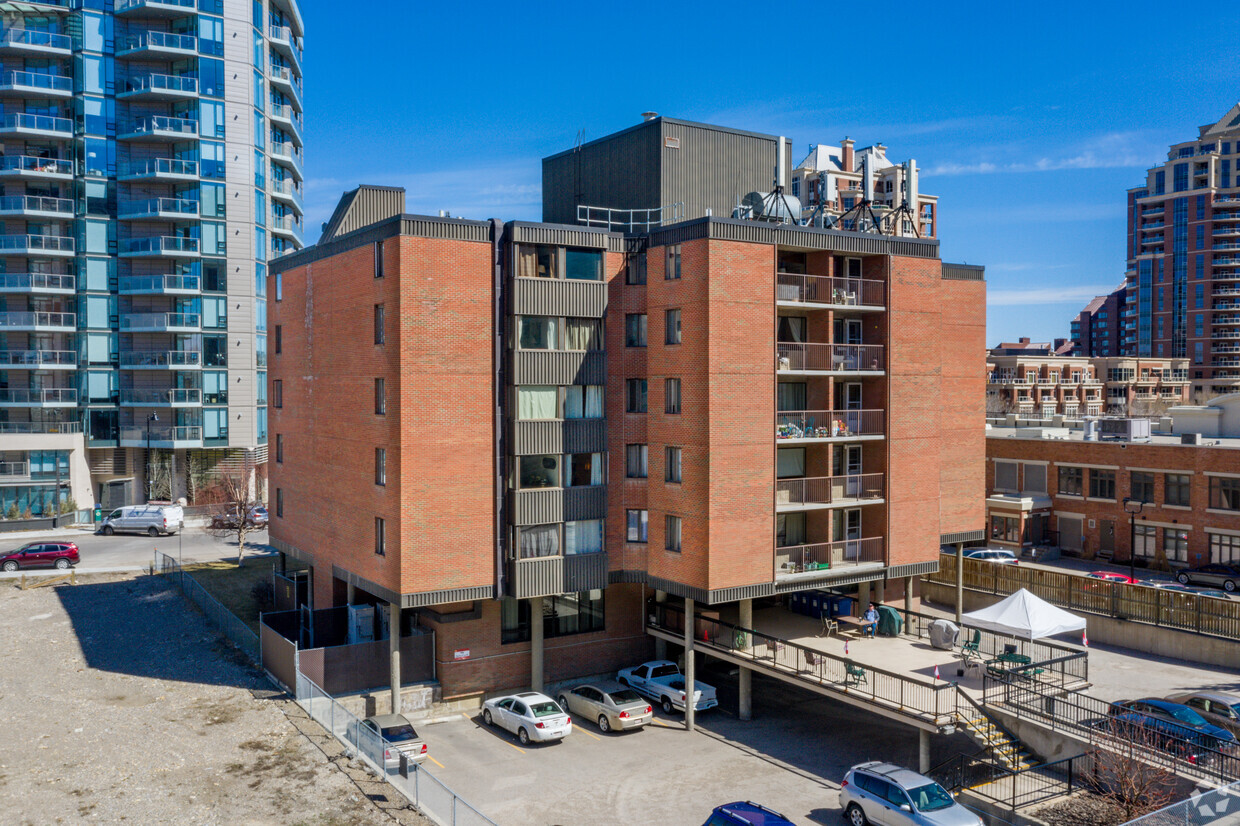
[295,0,1240,345]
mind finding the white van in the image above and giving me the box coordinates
[100,504,184,536]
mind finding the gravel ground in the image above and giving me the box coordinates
[0,571,431,825]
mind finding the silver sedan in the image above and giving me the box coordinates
[557,680,653,733]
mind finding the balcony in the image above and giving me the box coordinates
[119,312,200,332]
[118,115,198,142]
[117,31,197,58]
[269,177,303,207]
[118,73,198,101]
[119,387,201,406]
[269,140,304,178]
[0,70,71,97]
[776,473,885,511]
[0,460,28,479]
[0,155,71,180]
[120,236,199,258]
[0,112,72,139]
[776,273,884,310]
[0,311,74,331]
[267,25,303,70]
[119,350,201,369]
[119,158,199,182]
[0,28,71,55]
[118,197,199,220]
[267,62,302,105]
[268,101,302,140]
[776,537,885,580]
[115,0,197,17]
[0,195,72,218]
[0,272,73,294]
[777,342,884,374]
[118,274,200,295]
[268,212,301,240]
[0,349,75,369]
[775,409,884,442]
[0,387,76,406]
[0,420,80,435]
[118,424,202,448]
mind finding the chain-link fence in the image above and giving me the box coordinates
[1122,780,1240,824]
[152,551,260,664]
[295,671,497,826]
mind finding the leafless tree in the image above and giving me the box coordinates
[1087,718,1182,820]
[986,391,1015,416]
[204,473,258,566]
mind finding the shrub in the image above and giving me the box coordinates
[4,504,16,520]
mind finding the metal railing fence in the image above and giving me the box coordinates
[1122,780,1240,825]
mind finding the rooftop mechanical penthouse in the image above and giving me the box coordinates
[267,119,986,700]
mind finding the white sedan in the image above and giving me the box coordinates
[481,691,572,745]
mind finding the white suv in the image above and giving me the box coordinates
[839,762,982,826]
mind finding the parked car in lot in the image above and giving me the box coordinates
[481,691,571,745]
[1086,571,1138,585]
[210,503,268,530]
[1109,698,1236,752]
[0,541,79,571]
[557,680,652,733]
[352,713,427,770]
[1164,692,1240,739]
[1087,713,1210,764]
[1176,563,1240,593]
[839,761,982,826]
[702,800,796,825]
[100,504,183,536]
[962,548,1018,564]
[1141,580,1231,599]
[617,660,718,714]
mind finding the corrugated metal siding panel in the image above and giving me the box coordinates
[660,121,779,221]
[941,263,986,281]
[512,556,564,599]
[563,552,608,592]
[513,489,562,525]
[562,418,606,453]
[514,351,606,385]
[334,189,405,238]
[513,278,608,317]
[541,123,661,225]
[400,218,492,243]
[403,585,494,608]
[646,218,941,259]
[514,421,562,455]
[510,222,615,249]
[563,485,607,521]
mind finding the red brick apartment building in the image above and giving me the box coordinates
[268,118,986,702]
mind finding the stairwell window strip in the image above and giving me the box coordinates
[665,515,682,552]
[375,448,385,486]
[375,516,385,555]
[374,240,383,278]
[665,244,682,280]
[374,303,384,345]
[626,509,648,543]
[374,378,385,415]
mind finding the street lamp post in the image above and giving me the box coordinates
[145,412,159,501]
[1123,496,1145,582]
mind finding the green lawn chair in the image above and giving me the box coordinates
[845,663,868,687]
[960,629,981,664]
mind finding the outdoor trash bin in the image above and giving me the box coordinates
[929,618,959,650]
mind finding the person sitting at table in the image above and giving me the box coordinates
[861,603,879,638]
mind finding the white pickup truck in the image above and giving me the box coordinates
[617,660,718,714]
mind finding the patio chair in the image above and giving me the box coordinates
[959,629,981,664]
[845,663,867,687]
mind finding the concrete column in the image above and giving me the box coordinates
[903,577,913,631]
[389,601,401,715]
[346,582,355,606]
[684,597,695,732]
[858,580,872,611]
[919,729,931,773]
[738,598,753,721]
[653,590,668,660]
[530,596,544,693]
[955,542,965,624]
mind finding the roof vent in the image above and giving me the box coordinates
[641,111,658,122]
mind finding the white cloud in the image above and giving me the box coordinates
[988,284,1121,306]
[925,131,1164,177]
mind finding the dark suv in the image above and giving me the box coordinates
[702,802,795,826]
[1,541,80,571]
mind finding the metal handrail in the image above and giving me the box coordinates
[776,273,885,307]
[776,473,884,506]
[775,409,884,439]
[777,342,885,371]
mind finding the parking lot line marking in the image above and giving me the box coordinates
[578,728,602,742]
[503,741,526,755]
[427,755,445,769]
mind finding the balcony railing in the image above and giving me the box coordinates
[0,461,28,477]
[776,273,884,307]
[118,424,202,443]
[268,102,302,128]
[115,0,197,12]
[0,70,71,93]
[120,31,197,53]
[0,155,70,176]
[0,272,73,292]
[125,115,198,137]
[119,350,201,368]
[269,213,301,233]
[0,420,80,434]
[118,274,200,293]
[777,342,885,372]
[118,197,199,218]
[0,112,72,135]
[0,349,75,367]
[0,387,76,404]
[776,473,885,507]
[0,234,73,253]
[120,236,199,255]
[775,409,884,440]
[270,177,303,204]
[0,195,71,215]
[123,73,198,95]
[119,158,199,179]
[269,141,303,167]
[0,310,74,328]
[119,312,200,331]
[777,537,885,574]
[119,388,202,405]
[0,28,71,51]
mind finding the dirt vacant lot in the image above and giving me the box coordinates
[0,571,425,825]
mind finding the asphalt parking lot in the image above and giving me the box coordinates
[0,525,273,576]
[416,660,979,826]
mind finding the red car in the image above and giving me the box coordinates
[1087,571,1138,585]
[0,541,79,571]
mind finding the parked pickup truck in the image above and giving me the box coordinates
[617,660,718,714]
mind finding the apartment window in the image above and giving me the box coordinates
[276,488,283,518]
[1210,533,1240,564]
[565,249,603,281]
[272,379,282,408]
[565,519,604,554]
[517,523,559,558]
[625,444,648,478]
[994,461,1018,492]
[275,433,283,463]
[1210,476,1240,511]
[1133,524,1156,559]
[274,324,282,353]
[664,378,681,414]
[374,240,384,278]
[518,454,559,489]
[375,448,386,486]
[626,509,649,543]
[564,385,603,419]
[665,309,682,344]
[566,452,604,487]
[665,515,682,552]
[374,304,385,345]
[1130,471,1155,503]
[518,315,557,350]
[374,516,385,555]
[776,447,805,478]
[990,515,1020,544]
[1023,464,1047,495]
[626,251,647,285]
[665,446,682,483]
[517,386,557,420]
[665,244,682,280]
[625,314,647,347]
[500,590,604,644]
[777,512,806,546]
[517,244,558,279]
[1089,469,1116,500]
[565,318,602,351]
[374,378,385,414]
[626,378,647,413]
[1163,528,1189,563]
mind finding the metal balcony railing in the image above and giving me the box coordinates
[0,112,71,134]
[122,31,197,52]
[775,409,884,440]
[127,115,198,136]
[118,274,200,293]
[0,155,70,175]
[118,350,201,368]
[270,177,303,203]
[0,28,71,51]
[119,312,200,330]
[777,342,885,372]
[777,537,885,572]
[0,195,71,214]
[119,424,202,442]
[119,388,202,405]
[776,473,885,507]
[0,273,73,291]
[0,387,76,404]
[0,461,29,477]
[119,197,199,217]
[0,310,74,328]
[0,234,74,252]
[124,73,198,95]
[121,236,199,255]
[0,420,80,434]
[776,272,885,307]
[0,349,75,367]
[0,70,71,92]
[116,0,196,11]
[120,158,198,178]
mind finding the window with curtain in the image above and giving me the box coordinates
[777,382,807,412]
[994,461,1018,492]
[625,314,647,347]
[518,244,557,278]
[777,316,806,342]
[1210,477,1240,511]
[777,448,805,479]
[626,509,648,542]
[1023,464,1047,494]
[665,515,682,552]
[519,454,559,488]
[564,385,603,419]
[625,444,647,478]
[564,318,601,351]
[518,316,557,349]
[518,524,559,558]
[664,378,681,414]
[665,245,682,280]
[565,519,603,554]
[567,453,604,487]
[665,446,682,483]
[777,512,806,547]
[518,386,557,420]
[626,379,647,413]
[665,309,681,344]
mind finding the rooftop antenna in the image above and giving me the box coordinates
[835,152,883,234]
[882,159,922,238]
[755,136,800,224]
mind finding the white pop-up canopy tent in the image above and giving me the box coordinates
[961,588,1086,640]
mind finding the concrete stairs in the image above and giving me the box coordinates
[959,713,1039,772]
